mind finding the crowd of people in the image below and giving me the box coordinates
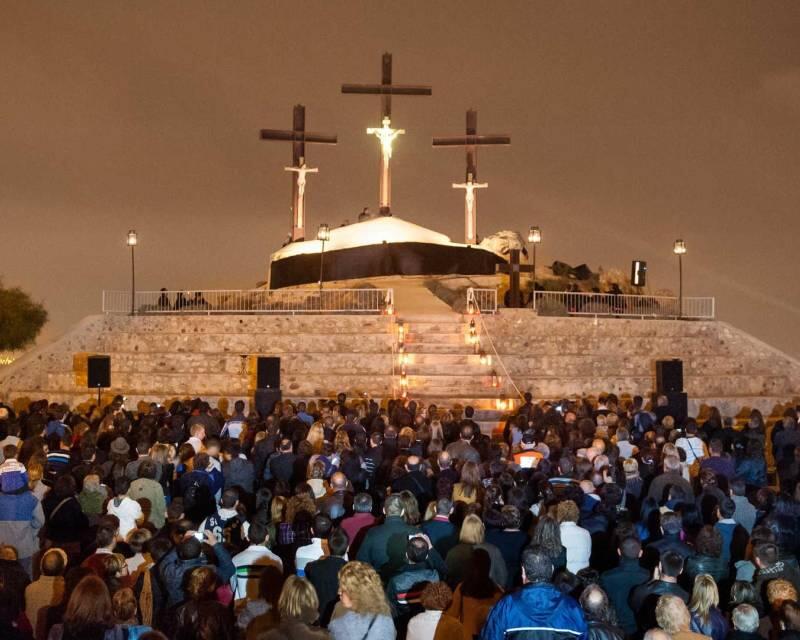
[0,391,798,640]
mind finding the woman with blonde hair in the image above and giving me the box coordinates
[27,461,48,501]
[329,561,395,640]
[444,514,507,590]
[333,430,352,454]
[259,575,327,640]
[451,461,483,505]
[688,574,729,640]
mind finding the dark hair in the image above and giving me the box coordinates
[754,542,778,567]
[258,564,285,605]
[406,536,430,564]
[695,525,722,557]
[659,550,684,578]
[501,505,521,529]
[312,513,332,538]
[248,521,268,545]
[522,545,554,584]
[619,536,641,560]
[719,496,736,519]
[660,511,683,535]
[328,529,349,557]
[138,460,157,480]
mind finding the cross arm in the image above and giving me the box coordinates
[341,83,432,96]
[432,135,511,147]
[260,130,338,144]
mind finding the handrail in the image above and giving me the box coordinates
[102,288,395,315]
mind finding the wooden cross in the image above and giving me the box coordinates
[496,248,533,308]
[260,104,337,242]
[342,53,431,215]
[433,110,510,244]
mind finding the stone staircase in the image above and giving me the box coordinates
[397,313,510,434]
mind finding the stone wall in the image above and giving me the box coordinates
[1,310,798,418]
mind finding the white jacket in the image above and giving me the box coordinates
[560,521,591,573]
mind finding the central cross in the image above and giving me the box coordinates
[433,109,510,244]
[496,248,534,308]
[342,53,431,216]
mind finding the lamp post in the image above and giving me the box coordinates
[673,239,687,318]
[317,223,330,293]
[528,226,542,309]
[126,230,137,315]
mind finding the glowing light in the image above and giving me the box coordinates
[528,226,542,244]
[491,370,500,388]
[367,117,405,162]
[673,239,687,255]
[397,323,405,344]
[467,301,475,315]
[126,230,137,246]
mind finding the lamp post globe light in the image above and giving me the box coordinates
[528,226,542,309]
[127,230,137,316]
[673,239,687,318]
[317,223,330,293]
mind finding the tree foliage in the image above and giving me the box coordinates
[0,279,48,351]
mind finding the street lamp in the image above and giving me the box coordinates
[673,239,687,318]
[317,223,330,293]
[126,230,137,315]
[528,226,542,309]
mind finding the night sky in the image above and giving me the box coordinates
[2,2,799,358]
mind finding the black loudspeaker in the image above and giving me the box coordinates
[631,260,647,287]
[87,355,111,389]
[255,389,282,418]
[656,359,683,393]
[256,357,280,390]
[666,392,688,423]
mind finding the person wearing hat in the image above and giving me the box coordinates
[513,431,544,469]
[0,459,45,576]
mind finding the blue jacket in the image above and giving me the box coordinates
[481,582,588,640]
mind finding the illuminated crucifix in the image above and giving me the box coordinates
[433,110,510,244]
[343,53,431,216]
[260,104,337,242]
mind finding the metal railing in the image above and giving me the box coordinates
[533,291,715,319]
[466,288,498,314]
[102,288,395,315]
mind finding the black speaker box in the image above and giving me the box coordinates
[656,359,683,393]
[255,388,282,417]
[256,356,280,390]
[87,355,111,389]
[666,391,688,423]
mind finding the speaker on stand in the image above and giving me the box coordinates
[87,355,111,407]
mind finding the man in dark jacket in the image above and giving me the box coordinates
[579,584,625,640]
[390,456,433,513]
[160,529,235,607]
[481,545,588,640]
[421,498,458,559]
[643,511,694,570]
[646,455,693,502]
[268,439,296,484]
[317,472,353,521]
[222,440,254,494]
[386,536,441,631]
[356,494,417,581]
[306,529,348,626]
[600,537,650,637]
[629,551,689,635]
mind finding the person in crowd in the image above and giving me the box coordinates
[305,528,348,626]
[629,551,690,634]
[357,494,417,581]
[684,525,726,584]
[386,536,441,630]
[296,513,333,577]
[485,505,529,588]
[172,566,234,640]
[727,603,763,640]
[687,574,728,640]
[26,548,68,639]
[600,536,650,637]
[407,581,463,640]
[0,459,44,575]
[128,461,166,529]
[111,588,150,639]
[231,520,283,601]
[446,547,502,640]
[236,565,284,637]
[579,584,625,640]
[339,493,375,557]
[329,561,395,640]
[481,545,587,640]
[445,514,506,589]
[46,574,125,640]
[654,594,708,640]
[557,499,592,574]
[105,477,143,539]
